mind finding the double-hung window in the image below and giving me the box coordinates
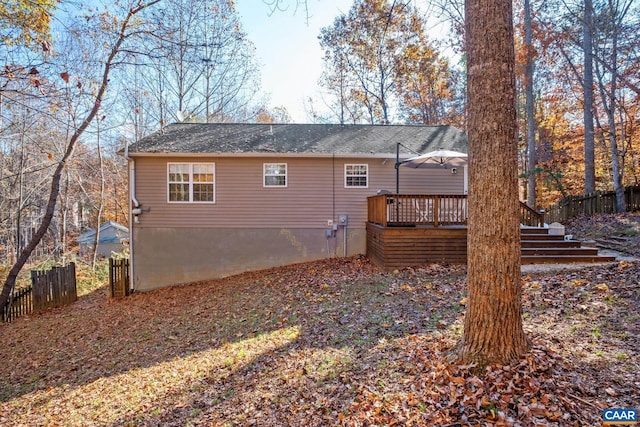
[264,163,287,187]
[345,164,368,188]
[168,163,215,203]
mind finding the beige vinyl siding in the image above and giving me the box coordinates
[395,166,464,194]
[133,156,464,229]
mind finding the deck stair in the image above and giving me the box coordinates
[520,227,617,264]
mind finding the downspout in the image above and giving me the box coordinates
[124,142,139,293]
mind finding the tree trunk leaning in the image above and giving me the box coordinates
[0,0,161,312]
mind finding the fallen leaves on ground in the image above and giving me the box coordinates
[1,255,638,426]
[565,212,640,256]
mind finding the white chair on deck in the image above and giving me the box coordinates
[413,198,432,223]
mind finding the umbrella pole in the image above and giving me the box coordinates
[395,143,400,223]
[395,142,400,195]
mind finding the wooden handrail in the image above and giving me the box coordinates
[519,201,545,227]
[369,196,545,228]
[368,194,467,227]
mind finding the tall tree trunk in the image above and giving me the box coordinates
[0,0,160,313]
[594,0,626,213]
[524,0,536,208]
[459,0,529,365]
[60,166,70,265]
[92,115,105,268]
[606,90,626,213]
[16,133,26,263]
[583,0,596,194]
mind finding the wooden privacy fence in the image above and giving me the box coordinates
[546,186,640,223]
[31,263,78,312]
[109,258,130,298]
[1,263,77,323]
[1,286,33,323]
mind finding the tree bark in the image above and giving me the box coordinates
[92,115,105,269]
[593,0,627,213]
[459,0,529,365]
[524,0,536,208]
[583,0,596,194]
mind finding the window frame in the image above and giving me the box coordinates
[344,163,369,188]
[167,162,215,203]
[263,162,288,188]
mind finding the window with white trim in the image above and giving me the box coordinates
[168,163,215,203]
[263,163,287,187]
[345,164,368,188]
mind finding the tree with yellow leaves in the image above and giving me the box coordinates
[0,0,56,47]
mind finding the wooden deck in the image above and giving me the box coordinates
[367,222,467,269]
[367,194,469,269]
[366,194,614,270]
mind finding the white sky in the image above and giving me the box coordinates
[234,0,355,123]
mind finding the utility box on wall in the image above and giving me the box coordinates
[338,214,348,226]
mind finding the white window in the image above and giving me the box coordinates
[345,164,368,188]
[264,163,287,187]
[168,163,215,203]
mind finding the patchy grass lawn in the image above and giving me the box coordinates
[1,256,638,426]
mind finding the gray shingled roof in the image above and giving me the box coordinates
[126,123,467,157]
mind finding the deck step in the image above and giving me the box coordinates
[520,233,565,241]
[522,247,599,256]
[521,240,582,248]
[520,227,549,235]
[522,254,617,264]
[520,227,617,264]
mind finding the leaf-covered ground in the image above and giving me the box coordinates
[1,250,638,426]
[565,212,640,257]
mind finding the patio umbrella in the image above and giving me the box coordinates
[401,149,468,169]
[394,145,468,194]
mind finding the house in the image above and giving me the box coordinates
[77,221,129,257]
[123,123,468,291]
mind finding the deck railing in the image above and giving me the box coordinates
[519,202,546,227]
[368,194,468,227]
[368,195,546,228]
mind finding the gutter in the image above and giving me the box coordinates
[124,141,139,293]
[125,152,401,159]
